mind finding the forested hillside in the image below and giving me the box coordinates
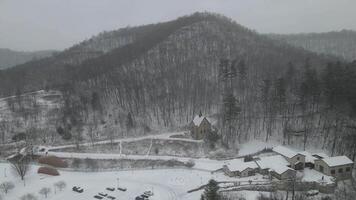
[267,30,356,61]
[0,48,57,69]
[1,13,356,160]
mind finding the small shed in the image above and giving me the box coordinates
[223,159,258,177]
[38,166,60,176]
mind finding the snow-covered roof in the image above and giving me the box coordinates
[321,156,354,167]
[299,151,317,163]
[299,151,329,164]
[256,155,294,174]
[312,153,328,159]
[273,146,302,159]
[192,115,210,126]
[225,159,258,172]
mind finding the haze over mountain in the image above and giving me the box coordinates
[0,13,355,159]
[0,48,57,69]
[267,30,356,61]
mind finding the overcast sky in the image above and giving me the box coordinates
[1,0,355,51]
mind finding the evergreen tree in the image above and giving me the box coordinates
[126,112,134,131]
[201,179,220,200]
[219,59,241,147]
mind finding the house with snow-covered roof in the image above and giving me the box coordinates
[299,151,329,168]
[222,158,259,177]
[314,156,354,180]
[190,112,212,140]
[273,146,306,170]
[255,155,296,180]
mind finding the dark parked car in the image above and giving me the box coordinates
[106,187,115,191]
[98,193,108,197]
[72,186,84,193]
[118,187,127,191]
[94,195,103,199]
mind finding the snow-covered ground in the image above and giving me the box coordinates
[238,140,279,156]
[0,162,242,200]
[300,168,335,184]
[0,138,340,200]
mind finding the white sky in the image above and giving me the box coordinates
[0,0,355,51]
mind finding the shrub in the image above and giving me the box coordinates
[11,132,26,142]
[244,155,254,162]
[54,181,66,191]
[56,127,64,136]
[20,193,37,200]
[186,159,195,168]
[71,158,82,168]
[85,158,98,171]
[39,187,51,198]
[0,181,15,194]
[154,147,159,155]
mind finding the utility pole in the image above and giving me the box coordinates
[292,178,295,200]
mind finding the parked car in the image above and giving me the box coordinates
[118,187,127,191]
[72,186,84,193]
[94,195,104,199]
[140,194,149,200]
[107,195,116,200]
[106,187,115,191]
[98,192,108,197]
[141,194,149,198]
[135,196,148,200]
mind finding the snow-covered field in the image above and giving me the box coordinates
[1,162,245,200]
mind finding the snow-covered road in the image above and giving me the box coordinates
[47,131,202,151]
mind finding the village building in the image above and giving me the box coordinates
[223,159,258,177]
[299,151,329,169]
[190,113,212,140]
[314,156,354,180]
[256,155,297,180]
[273,146,306,170]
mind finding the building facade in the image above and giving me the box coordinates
[273,146,306,170]
[314,156,354,180]
[190,114,212,140]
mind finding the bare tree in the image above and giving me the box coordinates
[54,181,66,192]
[20,193,37,200]
[9,155,30,181]
[0,181,15,194]
[39,187,51,198]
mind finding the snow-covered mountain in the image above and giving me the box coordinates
[0,13,355,159]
